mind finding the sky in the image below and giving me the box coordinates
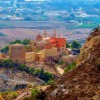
[25,0,47,1]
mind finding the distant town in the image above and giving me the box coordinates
[0,30,80,63]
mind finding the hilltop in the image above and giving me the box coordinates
[44,28,100,100]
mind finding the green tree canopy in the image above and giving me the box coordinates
[22,39,30,45]
[71,40,81,50]
[1,39,30,53]
[66,43,71,48]
[1,46,9,53]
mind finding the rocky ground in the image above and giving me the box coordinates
[0,68,38,91]
[44,28,100,100]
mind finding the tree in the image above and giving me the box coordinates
[2,59,14,68]
[10,40,22,45]
[43,72,53,82]
[39,67,44,80]
[66,43,71,48]
[1,46,9,53]
[1,39,30,53]
[71,40,81,50]
[22,39,30,45]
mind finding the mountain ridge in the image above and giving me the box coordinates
[44,28,100,100]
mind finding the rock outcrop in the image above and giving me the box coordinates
[45,28,100,100]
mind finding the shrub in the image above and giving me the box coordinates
[11,92,18,99]
[2,59,14,68]
[65,62,76,72]
[27,84,33,88]
[33,69,41,76]
[58,60,64,65]
[46,79,54,85]
[43,72,53,82]
[30,88,40,100]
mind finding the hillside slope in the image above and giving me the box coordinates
[45,28,100,100]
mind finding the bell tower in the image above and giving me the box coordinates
[53,29,57,37]
[43,29,47,38]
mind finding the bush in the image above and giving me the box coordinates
[43,72,53,82]
[19,64,26,71]
[0,60,54,82]
[33,69,41,76]
[58,60,64,65]
[65,62,76,72]
[11,92,18,99]
[30,88,40,100]
[46,79,54,85]
[27,84,33,88]
[2,59,14,68]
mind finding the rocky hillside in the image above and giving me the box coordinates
[44,28,100,100]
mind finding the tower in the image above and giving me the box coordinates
[53,29,57,37]
[9,44,25,63]
[43,29,47,38]
[30,40,36,52]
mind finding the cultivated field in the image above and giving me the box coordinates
[0,28,91,49]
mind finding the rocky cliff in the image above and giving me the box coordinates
[45,28,100,100]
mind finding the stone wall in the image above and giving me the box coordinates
[9,44,26,63]
[25,52,35,63]
[45,47,58,57]
[62,55,77,64]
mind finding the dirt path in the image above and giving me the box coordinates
[15,92,31,100]
[56,66,64,75]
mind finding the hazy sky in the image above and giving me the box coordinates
[26,0,46,1]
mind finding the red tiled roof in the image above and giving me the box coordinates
[50,37,66,48]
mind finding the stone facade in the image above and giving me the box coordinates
[25,52,35,63]
[9,44,26,63]
[45,47,58,57]
[8,31,67,63]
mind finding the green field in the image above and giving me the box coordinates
[0,20,98,29]
[68,23,99,29]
